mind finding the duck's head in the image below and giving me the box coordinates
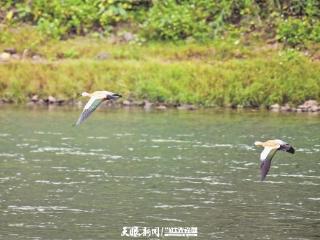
[106,93,122,100]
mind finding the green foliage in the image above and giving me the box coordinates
[142,0,210,41]
[61,49,80,59]
[0,25,45,52]
[0,40,319,106]
[1,0,320,44]
[1,0,142,39]
[276,18,320,46]
[0,1,319,107]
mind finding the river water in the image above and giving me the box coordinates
[0,106,319,239]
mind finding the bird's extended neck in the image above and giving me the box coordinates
[254,141,263,146]
[81,92,91,97]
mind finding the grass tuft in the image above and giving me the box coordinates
[0,27,319,106]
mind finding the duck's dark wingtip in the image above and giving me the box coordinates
[260,173,267,181]
[260,159,271,182]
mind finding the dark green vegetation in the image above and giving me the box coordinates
[1,0,320,45]
[0,36,319,107]
[0,1,320,106]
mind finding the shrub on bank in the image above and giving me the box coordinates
[0,47,319,107]
[1,0,320,45]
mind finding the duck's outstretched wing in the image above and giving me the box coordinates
[260,147,277,181]
[75,97,105,126]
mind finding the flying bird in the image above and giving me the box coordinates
[75,91,122,126]
[254,139,295,181]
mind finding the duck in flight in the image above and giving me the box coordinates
[254,139,295,181]
[75,91,122,126]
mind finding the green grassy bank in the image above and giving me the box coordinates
[0,32,320,107]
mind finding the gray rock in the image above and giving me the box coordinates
[156,105,167,110]
[108,34,118,44]
[48,96,56,104]
[177,104,197,110]
[4,48,17,54]
[122,100,132,106]
[280,104,291,112]
[32,55,42,61]
[122,32,135,42]
[31,95,39,102]
[143,100,153,110]
[11,54,20,60]
[297,100,318,112]
[57,99,65,105]
[310,105,319,112]
[133,100,144,106]
[96,52,110,60]
[0,52,11,62]
[297,105,306,111]
[304,100,318,108]
[270,103,280,110]
[38,99,45,105]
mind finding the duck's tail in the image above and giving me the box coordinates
[254,141,263,146]
[81,92,90,97]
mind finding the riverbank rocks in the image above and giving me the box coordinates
[270,104,280,112]
[122,32,135,42]
[269,100,320,112]
[132,100,144,106]
[31,95,39,102]
[143,100,153,110]
[108,31,135,44]
[1,96,317,113]
[122,100,133,106]
[0,52,11,62]
[297,100,319,112]
[177,104,197,110]
[156,105,167,110]
[96,52,110,60]
[0,48,18,62]
[43,96,57,104]
[32,55,43,61]
[120,100,146,107]
[280,104,292,112]
[4,48,17,54]
[11,54,20,60]
[0,48,43,62]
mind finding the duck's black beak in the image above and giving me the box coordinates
[112,93,122,98]
[287,146,295,154]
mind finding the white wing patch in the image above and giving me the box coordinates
[260,147,277,161]
[84,96,98,110]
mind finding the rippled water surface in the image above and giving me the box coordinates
[0,107,319,239]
